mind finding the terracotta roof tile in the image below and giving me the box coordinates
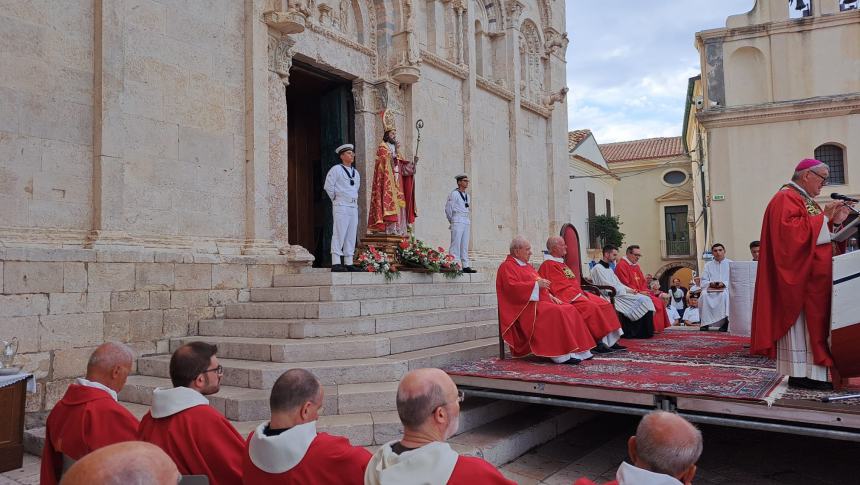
[599,136,685,163]
[567,129,592,151]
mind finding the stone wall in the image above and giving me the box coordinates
[0,247,293,413]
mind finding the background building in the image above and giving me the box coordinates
[600,137,696,288]
[693,0,859,261]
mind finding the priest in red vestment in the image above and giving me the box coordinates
[751,159,854,390]
[615,245,670,333]
[497,236,597,364]
[366,368,516,485]
[138,342,245,485]
[367,111,417,235]
[539,236,626,353]
[243,368,371,484]
[41,343,139,485]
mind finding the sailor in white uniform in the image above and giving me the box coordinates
[324,144,360,272]
[445,174,476,273]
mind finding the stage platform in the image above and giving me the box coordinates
[445,330,860,442]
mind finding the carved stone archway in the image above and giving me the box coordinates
[655,261,697,290]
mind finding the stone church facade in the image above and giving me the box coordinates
[0,0,570,410]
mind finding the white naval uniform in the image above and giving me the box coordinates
[445,189,471,268]
[324,163,360,265]
[700,258,732,328]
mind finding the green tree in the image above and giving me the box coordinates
[588,214,624,248]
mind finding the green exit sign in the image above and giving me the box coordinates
[712,194,726,201]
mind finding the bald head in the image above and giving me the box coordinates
[86,342,134,392]
[546,236,566,258]
[630,411,703,480]
[60,441,179,485]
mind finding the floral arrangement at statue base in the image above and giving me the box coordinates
[356,245,400,282]
[396,236,463,279]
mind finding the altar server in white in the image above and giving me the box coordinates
[699,243,732,331]
[324,144,360,272]
[445,174,476,273]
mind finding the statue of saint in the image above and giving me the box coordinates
[367,110,418,235]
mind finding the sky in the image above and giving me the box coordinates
[565,0,755,143]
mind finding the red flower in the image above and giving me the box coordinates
[445,254,454,261]
[437,247,444,252]
[367,266,376,272]
[399,240,409,249]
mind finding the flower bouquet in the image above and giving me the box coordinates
[396,236,463,279]
[356,245,400,282]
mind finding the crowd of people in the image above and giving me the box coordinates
[42,342,707,485]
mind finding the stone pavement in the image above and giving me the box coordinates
[6,411,858,484]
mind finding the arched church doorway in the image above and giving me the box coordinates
[287,62,355,267]
[656,262,697,291]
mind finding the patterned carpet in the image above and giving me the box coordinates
[446,332,785,402]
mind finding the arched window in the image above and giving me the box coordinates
[814,144,846,185]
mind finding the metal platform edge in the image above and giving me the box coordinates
[452,375,860,442]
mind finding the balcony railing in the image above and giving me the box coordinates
[662,239,692,258]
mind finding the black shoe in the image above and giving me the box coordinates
[718,325,728,332]
[345,265,359,272]
[610,343,627,351]
[699,325,709,331]
[788,377,834,391]
[563,357,581,365]
[462,267,477,273]
[331,264,348,272]
[591,343,612,354]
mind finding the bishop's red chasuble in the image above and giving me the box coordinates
[538,259,623,341]
[615,258,669,333]
[449,456,517,484]
[138,391,245,485]
[496,255,596,357]
[40,384,139,485]
[243,424,371,485]
[751,186,834,366]
[368,143,416,232]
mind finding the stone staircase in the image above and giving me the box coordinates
[24,270,594,466]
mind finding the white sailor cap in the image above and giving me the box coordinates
[455,173,469,181]
[335,144,355,154]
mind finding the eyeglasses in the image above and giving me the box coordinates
[631,253,642,257]
[810,171,828,185]
[202,365,223,376]
[432,390,466,415]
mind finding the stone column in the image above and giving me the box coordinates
[505,0,525,235]
[352,79,377,237]
[267,35,294,249]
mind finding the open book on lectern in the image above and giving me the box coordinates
[832,213,859,243]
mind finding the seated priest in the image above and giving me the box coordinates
[496,236,597,364]
[589,245,656,339]
[615,245,670,333]
[365,368,516,484]
[243,368,371,484]
[138,342,245,485]
[699,243,731,332]
[538,236,626,353]
[41,342,139,485]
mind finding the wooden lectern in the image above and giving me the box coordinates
[830,250,860,380]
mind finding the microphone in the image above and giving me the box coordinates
[831,193,859,203]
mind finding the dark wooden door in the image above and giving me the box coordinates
[316,85,351,267]
[0,379,26,472]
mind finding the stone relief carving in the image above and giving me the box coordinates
[268,35,296,86]
[318,4,334,26]
[374,82,404,113]
[519,21,544,103]
[403,0,421,66]
[505,0,524,28]
[543,86,568,109]
[544,29,568,57]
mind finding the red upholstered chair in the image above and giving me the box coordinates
[559,223,615,302]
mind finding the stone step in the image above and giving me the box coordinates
[273,271,489,287]
[250,282,496,302]
[387,337,499,370]
[137,354,410,389]
[175,321,498,362]
[199,306,498,339]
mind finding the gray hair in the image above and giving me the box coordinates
[792,166,828,182]
[87,342,134,372]
[635,411,703,477]
[509,236,530,255]
[396,381,447,428]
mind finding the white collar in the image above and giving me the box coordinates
[513,257,527,266]
[150,386,210,418]
[75,377,118,401]
[622,256,637,266]
[617,461,684,485]
[248,421,317,474]
[543,254,565,263]
[365,441,459,485]
[788,181,810,198]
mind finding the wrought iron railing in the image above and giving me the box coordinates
[662,239,691,258]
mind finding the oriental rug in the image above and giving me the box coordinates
[445,356,784,402]
[599,331,775,369]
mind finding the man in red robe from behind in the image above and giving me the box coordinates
[615,245,670,333]
[751,159,854,390]
[41,342,139,485]
[243,368,371,484]
[365,368,516,484]
[138,342,245,485]
[497,236,597,364]
[539,236,626,353]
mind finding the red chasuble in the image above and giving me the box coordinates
[496,255,596,357]
[139,405,245,485]
[368,143,416,232]
[538,260,623,341]
[242,431,371,484]
[40,384,139,485]
[449,456,517,484]
[751,186,834,366]
[615,258,669,332]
